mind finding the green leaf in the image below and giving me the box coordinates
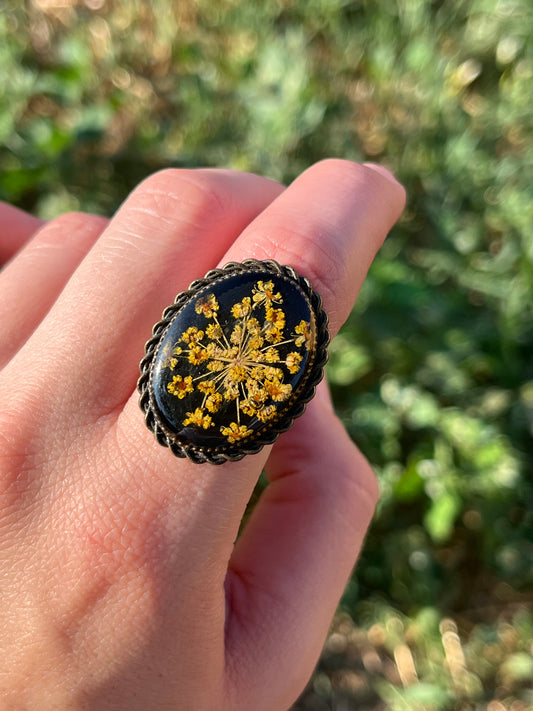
[424,492,461,543]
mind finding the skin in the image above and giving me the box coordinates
[0,160,405,711]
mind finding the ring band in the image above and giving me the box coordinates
[138,259,329,464]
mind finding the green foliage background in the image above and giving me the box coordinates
[1,1,532,708]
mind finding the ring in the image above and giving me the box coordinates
[138,259,329,464]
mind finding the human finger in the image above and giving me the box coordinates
[4,169,285,415]
[224,382,378,709]
[223,159,406,335]
[119,159,404,459]
[117,159,403,545]
[0,163,402,708]
[0,213,108,367]
[217,162,404,704]
[0,202,45,264]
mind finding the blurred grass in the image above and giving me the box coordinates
[1,0,532,709]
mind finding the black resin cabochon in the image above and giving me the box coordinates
[149,270,317,453]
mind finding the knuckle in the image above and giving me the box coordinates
[132,168,235,226]
[46,211,92,229]
[46,211,87,227]
[36,212,107,246]
[0,406,42,509]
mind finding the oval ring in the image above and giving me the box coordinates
[138,259,329,464]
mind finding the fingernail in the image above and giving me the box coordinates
[363,162,402,187]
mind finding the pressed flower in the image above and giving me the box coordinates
[205,392,223,413]
[220,422,254,443]
[227,365,247,383]
[223,381,239,401]
[206,323,223,340]
[188,346,209,365]
[262,366,284,381]
[197,380,216,395]
[231,297,252,318]
[264,378,292,402]
[247,348,263,362]
[230,323,244,345]
[247,334,264,350]
[241,387,267,414]
[247,317,261,334]
[264,347,280,363]
[264,325,283,344]
[180,327,204,346]
[265,306,285,326]
[195,293,219,318]
[140,261,328,464]
[153,274,318,452]
[256,404,277,422]
[247,378,267,397]
[252,280,282,305]
[183,408,213,429]
[294,320,312,349]
[286,351,303,374]
[167,375,194,398]
[239,400,257,418]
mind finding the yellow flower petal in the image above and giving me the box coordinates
[220,422,254,443]
[183,407,213,429]
[205,392,223,413]
[167,375,194,398]
[195,293,219,318]
[286,351,303,374]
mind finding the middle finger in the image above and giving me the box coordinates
[4,169,284,418]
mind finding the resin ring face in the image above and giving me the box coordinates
[138,259,329,464]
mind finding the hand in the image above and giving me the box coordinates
[0,161,405,710]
